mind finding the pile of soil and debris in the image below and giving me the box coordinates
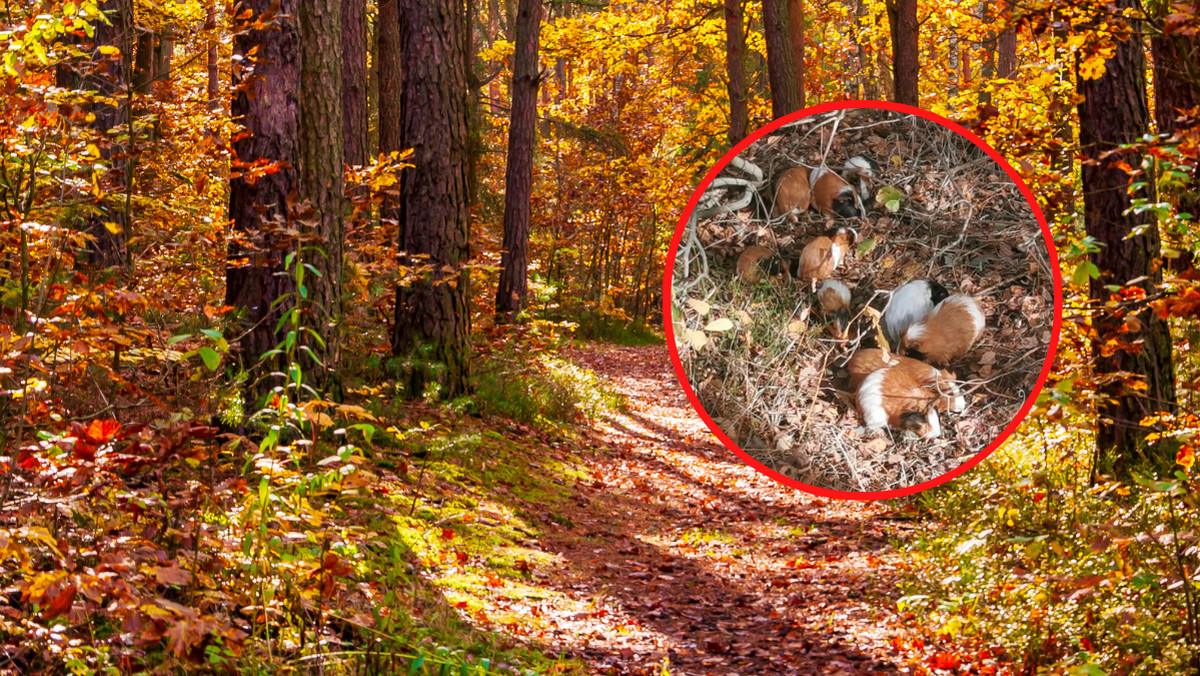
[671,107,1054,494]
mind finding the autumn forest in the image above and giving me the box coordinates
[1,0,1199,674]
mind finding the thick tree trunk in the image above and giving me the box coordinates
[997,0,1017,79]
[80,0,132,269]
[392,0,472,398]
[1152,24,1200,270]
[723,0,749,146]
[226,0,300,395]
[378,0,402,226]
[1078,0,1176,479]
[763,0,800,118]
[787,0,806,109]
[886,0,918,106]
[341,0,367,166]
[495,0,542,322]
[299,0,345,384]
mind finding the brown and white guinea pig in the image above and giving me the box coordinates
[846,347,899,391]
[799,227,855,288]
[881,279,950,348]
[856,356,965,440]
[817,279,852,339]
[899,294,985,367]
[810,156,879,218]
[736,245,789,284]
[771,166,812,222]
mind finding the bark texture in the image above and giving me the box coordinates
[787,0,806,109]
[392,0,473,398]
[377,0,402,227]
[299,0,346,382]
[1078,0,1177,478]
[341,0,368,166]
[495,0,542,322]
[206,4,219,108]
[226,0,300,393]
[763,0,800,119]
[80,0,133,269]
[886,0,918,106]
[723,0,749,145]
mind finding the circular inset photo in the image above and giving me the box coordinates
[666,102,1061,499]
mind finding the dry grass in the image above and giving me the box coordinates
[671,108,1054,494]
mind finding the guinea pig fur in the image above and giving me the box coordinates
[900,294,985,367]
[881,279,950,348]
[737,245,788,283]
[842,155,879,204]
[818,279,852,339]
[800,227,856,285]
[810,166,859,218]
[856,356,964,439]
[771,166,812,222]
[846,347,898,391]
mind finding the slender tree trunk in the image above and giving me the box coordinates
[226,0,300,395]
[392,0,472,398]
[763,0,800,118]
[886,0,918,106]
[377,0,402,226]
[1078,0,1176,479]
[299,0,345,385]
[723,0,749,145]
[495,0,542,322]
[341,0,368,166]
[787,0,806,109]
[206,4,219,109]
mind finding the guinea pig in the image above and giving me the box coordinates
[810,156,878,218]
[817,279,852,339]
[846,347,899,391]
[737,245,788,283]
[771,166,812,222]
[881,279,950,348]
[856,356,965,440]
[799,226,855,289]
[900,294,985,367]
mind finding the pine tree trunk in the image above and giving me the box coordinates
[886,0,918,106]
[299,0,345,385]
[763,0,800,118]
[341,0,367,166]
[226,0,300,396]
[392,0,472,398]
[495,0,542,322]
[1078,0,1177,479]
[788,0,806,109]
[723,0,749,145]
[378,0,402,227]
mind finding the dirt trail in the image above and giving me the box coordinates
[538,345,921,675]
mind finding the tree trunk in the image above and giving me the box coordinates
[341,0,367,166]
[996,0,1017,78]
[80,0,133,269]
[1152,22,1200,271]
[787,0,806,109]
[886,0,918,106]
[392,0,472,398]
[1078,0,1177,479]
[495,0,542,322]
[206,4,219,109]
[226,0,300,395]
[299,0,345,386]
[378,0,402,228]
[723,0,749,146]
[763,0,800,118]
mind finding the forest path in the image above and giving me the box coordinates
[538,344,920,675]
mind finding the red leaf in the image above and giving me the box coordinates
[84,418,121,443]
[440,528,455,540]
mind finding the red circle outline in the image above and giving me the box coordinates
[661,100,1063,501]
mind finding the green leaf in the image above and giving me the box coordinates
[167,333,192,345]
[1071,261,1099,286]
[408,655,426,675]
[198,346,220,371]
[200,328,223,341]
